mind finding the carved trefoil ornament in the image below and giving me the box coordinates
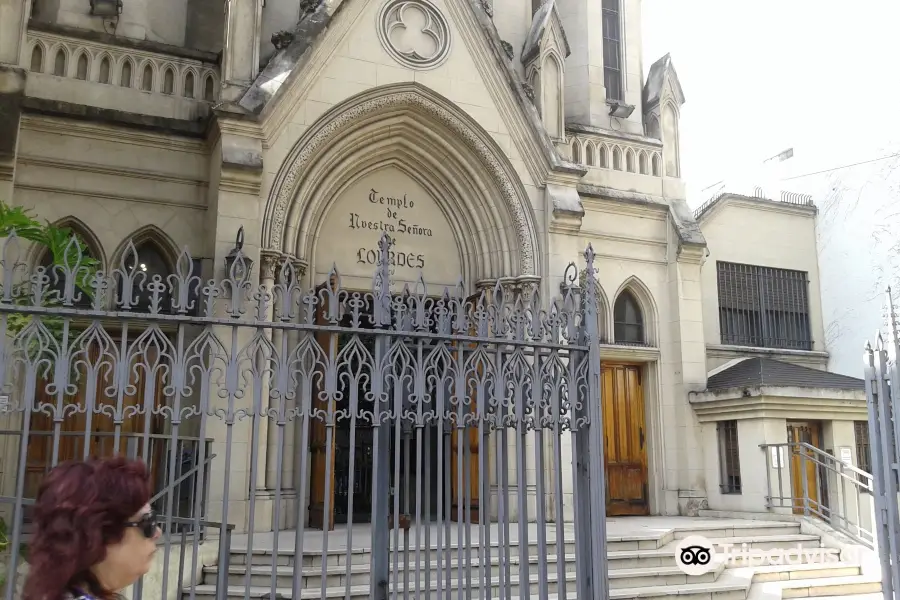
[377,0,451,70]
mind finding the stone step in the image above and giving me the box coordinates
[191,572,582,600]
[671,523,802,540]
[191,568,747,600]
[210,555,725,590]
[750,562,862,583]
[228,529,817,569]
[230,540,581,567]
[778,575,882,599]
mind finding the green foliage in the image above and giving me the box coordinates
[0,202,100,337]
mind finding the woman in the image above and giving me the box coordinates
[22,457,161,600]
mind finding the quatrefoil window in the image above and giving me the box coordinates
[378,0,451,70]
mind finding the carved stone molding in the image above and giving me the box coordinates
[377,0,451,70]
[265,89,536,274]
[515,275,541,302]
[260,249,282,281]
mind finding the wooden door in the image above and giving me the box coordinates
[787,421,823,516]
[601,363,649,516]
[450,294,481,523]
[308,280,339,530]
[25,341,165,499]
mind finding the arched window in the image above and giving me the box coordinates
[122,241,172,313]
[39,234,99,308]
[613,289,644,344]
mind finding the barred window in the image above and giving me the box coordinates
[855,421,871,474]
[716,261,812,351]
[602,0,622,101]
[717,420,741,494]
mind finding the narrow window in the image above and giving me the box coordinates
[613,289,644,344]
[99,57,111,84]
[203,75,215,101]
[601,0,622,101]
[120,61,132,87]
[184,72,195,98]
[76,53,89,80]
[53,49,66,76]
[163,68,175,94]
[855,421,871,476]
[718,420,742,494]
[30,45,44,72]
[141,64,153,91]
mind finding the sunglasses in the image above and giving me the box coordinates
[125,511,159,539]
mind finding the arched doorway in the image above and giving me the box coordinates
[264,84,541,530]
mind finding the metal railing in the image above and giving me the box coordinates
[693,186,814,220]
[0,494,232,600]
[760,441,875,549]
[3,430,213,525]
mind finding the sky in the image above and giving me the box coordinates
[641,0,900,207]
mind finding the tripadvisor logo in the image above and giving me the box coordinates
[675,535,853,576]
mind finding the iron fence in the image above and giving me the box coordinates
[864,287,900,600]
[0,231,609,600]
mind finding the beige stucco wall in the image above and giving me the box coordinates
[698,197,827,371]
[13,115,209,265]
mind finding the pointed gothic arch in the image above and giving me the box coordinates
[30,216,106,269]
[31,217,105,309]
[110,225,182,314]
[110,225,180,272]
[263,83,541,284]
[590,280,611,343]
[612,276,658,346]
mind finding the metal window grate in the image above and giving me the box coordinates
[855,420,872,473]
[717,420,741,494]
[601,0,622,101]
[716,261,813,350]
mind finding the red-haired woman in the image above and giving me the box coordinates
[22,457,161,600]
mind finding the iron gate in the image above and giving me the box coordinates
[0,231,609,600]
[864,287,900,600]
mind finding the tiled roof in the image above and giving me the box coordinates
[706,357,865,392]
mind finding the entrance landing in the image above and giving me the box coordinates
[229,516,792,553]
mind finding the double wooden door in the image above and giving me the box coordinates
[601,363,649,516]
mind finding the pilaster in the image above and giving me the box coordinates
[665,241,709,514]
[0,0,31,66]
[222,0,264,101]
[203,113,265,532]
[0,66,25,204]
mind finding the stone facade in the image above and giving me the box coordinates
[0,0,866,534]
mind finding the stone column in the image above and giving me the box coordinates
[221,0,264,101]
[259,249,280,492]
[516,275,542,521]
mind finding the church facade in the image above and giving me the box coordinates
[0,0,871,543]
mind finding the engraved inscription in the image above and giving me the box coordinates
[347,187,433,274]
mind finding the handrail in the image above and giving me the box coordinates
[760,441,875,549]
[149,453,217,505]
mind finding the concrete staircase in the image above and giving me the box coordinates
[188,518,882,600]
